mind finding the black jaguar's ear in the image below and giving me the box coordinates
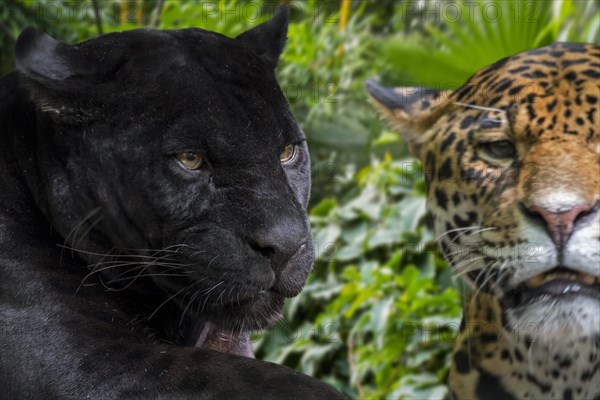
[236,4,289,69]
[15,28,89,90]
[15,28,98,122]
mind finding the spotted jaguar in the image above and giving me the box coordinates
[367,42,600,399]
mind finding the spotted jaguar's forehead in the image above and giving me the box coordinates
[452,42,599,107]
[435,43,600,147]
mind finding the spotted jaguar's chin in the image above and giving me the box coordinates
[501,267,600,340]
[504,267,600,306]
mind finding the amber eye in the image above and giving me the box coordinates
[280,144,296,163]
[176,152,204,170]
[479,140,516,160]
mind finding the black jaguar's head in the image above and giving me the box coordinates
[14,6,312,332]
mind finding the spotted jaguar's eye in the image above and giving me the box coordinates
[280,144,296,163]
[479,140,516,160]
[176,152,204,170]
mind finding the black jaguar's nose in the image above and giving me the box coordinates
[247,219,310,264]
[249,240,276,259]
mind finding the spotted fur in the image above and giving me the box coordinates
[368,42,600,399]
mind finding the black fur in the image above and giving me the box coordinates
[0,6,345,399]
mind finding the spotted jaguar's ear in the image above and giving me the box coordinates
[236,4,289,70]
[366,80,453,160]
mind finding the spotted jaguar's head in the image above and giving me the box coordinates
[14,6,312,337]
[368,42,600,340]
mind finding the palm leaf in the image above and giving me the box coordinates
[379,0,591,87]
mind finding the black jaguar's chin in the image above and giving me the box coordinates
[152,236,313,332]
[196,290,286,331]
[271,241,314,297]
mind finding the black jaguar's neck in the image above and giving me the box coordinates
[0,73,40,223]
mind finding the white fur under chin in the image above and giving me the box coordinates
[508,295,600,340]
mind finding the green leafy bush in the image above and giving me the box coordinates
[1,1,598,398]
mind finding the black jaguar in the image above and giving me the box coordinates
[0,6,344,399]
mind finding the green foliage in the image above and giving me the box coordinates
[558,0,600,43]
[1,1,598,398]
[380,0,600,87]
[157,0,269,35]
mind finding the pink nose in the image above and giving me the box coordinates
[528,203,592,248]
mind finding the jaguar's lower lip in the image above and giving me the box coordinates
[526,268,599,289]
[506,268,600,305]
[522,279,600,298]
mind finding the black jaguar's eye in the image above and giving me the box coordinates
[176,152,204,170]
[280,144,296,163]
[479,140,516,159]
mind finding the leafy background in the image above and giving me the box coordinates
[1,0,598,398]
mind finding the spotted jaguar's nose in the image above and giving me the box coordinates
[521,201,598,249]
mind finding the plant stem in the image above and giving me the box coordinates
[91,0,103,35]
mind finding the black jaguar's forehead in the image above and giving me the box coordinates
[148,68,301,162]
[159,110,302,165]
[112,29,264,78]
[101,28,285,100]
[86,28,302,159]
